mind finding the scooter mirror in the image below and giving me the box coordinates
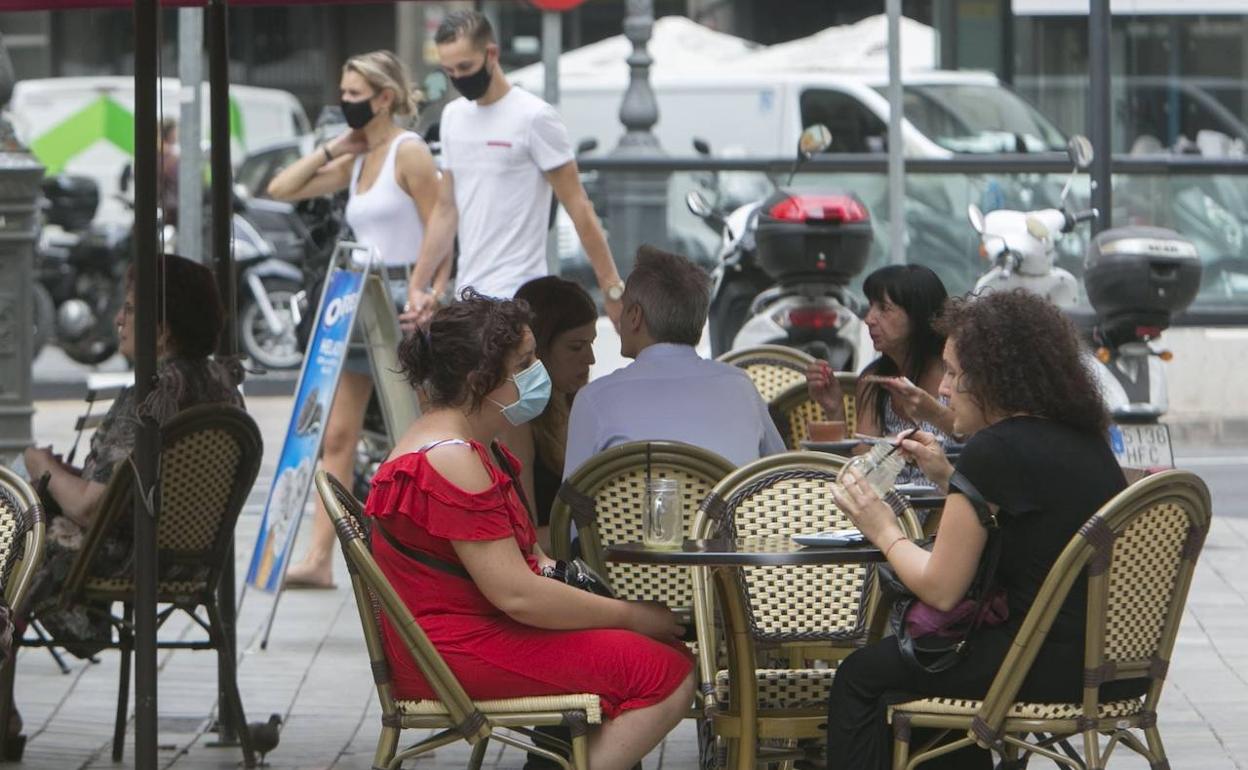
[576,138,598,156]
[798,124,833,157]
[967,204,986,234]
[1067,135,1094,169]
[686,190,714,219]
[693,138,712,156]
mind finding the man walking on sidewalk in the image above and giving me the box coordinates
[402,10,626,328]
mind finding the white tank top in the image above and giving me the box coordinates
[345,131,426,267]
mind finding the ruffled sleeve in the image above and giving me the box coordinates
[365,452,518,542]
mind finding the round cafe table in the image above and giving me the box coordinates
[605,536,888,770]
[606,535,885,566]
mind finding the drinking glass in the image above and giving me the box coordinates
[643,478,683,549]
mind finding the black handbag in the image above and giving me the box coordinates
[878,471,1007,673]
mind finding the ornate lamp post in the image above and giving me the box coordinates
[0,31,45,462]
[605,0,668,277]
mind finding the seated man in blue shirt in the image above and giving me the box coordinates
[564,245,787,477]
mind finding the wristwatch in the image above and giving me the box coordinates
[604,281,626,302]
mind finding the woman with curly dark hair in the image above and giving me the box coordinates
[824,290,1142,769]
[365,291,693,770]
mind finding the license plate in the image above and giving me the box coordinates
[1108,423,1174,470]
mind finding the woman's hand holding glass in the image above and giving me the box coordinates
[806,361,845,418]
[830,466,905,548]
[899,431,954,492]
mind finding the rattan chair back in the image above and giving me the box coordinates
[769,378,858,450]
[315,471,491,744]
[716,345,814,402]
[61,404,262,600]
[693,451,920,645]
[971,470,1211,747]
[551,441,735,609]
[0,468,45,614]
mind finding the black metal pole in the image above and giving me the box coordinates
[131,0,160,767]
[1089,0,1113,233]
[207,0,241,746]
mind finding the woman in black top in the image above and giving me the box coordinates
[503,277,598,550]
[826,290,1141,769]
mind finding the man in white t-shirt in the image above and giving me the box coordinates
[403,10,625,327]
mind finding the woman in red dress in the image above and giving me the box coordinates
[365,291,694,770]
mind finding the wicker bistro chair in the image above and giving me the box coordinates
[689,451,922,770]
[889,470,1212,770]
[21,404,262,766]
[314,471,602,770]
[716,345,815,402]
[0,468,46,756]
[768,377,860,451]
[549,441,736,616]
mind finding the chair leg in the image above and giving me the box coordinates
[372,725,399,770]
[570,732,590,770]
[113,603,134,763]
[1142,725,1168,768]
[206,602,256,768]
[467,737,490,770]
[1082,728,1103,770]
[0,651,19,760]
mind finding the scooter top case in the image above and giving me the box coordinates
[754,190,872,285]
[1085,226,1202,339]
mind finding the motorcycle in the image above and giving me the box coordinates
[232,194,337,370]
[967,135,1202,443]
[35,175,131,365]
[686,124,872,369]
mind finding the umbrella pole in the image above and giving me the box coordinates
[131,0,160,767]
[208,0,242,746]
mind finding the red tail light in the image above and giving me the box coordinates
[769,194,868,224]
[785,308,843,329]
[1136,326,1162,340]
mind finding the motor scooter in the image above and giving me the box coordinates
[967,135,1203,468]
[686,124,872,369]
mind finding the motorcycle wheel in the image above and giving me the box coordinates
[240,278,304,370]
[32,283,55,360]
[58,272,124,365]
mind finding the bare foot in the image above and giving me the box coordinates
[283,561,335,590]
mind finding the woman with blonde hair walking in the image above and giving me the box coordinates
[268,50,448,588]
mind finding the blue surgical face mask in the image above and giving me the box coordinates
[489,360,552,426]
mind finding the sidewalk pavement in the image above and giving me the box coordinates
[11,396,1248,769]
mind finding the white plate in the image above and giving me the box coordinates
[792,529,866,547]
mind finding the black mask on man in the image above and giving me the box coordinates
[340,97,376,130]
[451,60,492,101]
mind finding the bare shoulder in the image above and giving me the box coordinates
[423,441,493,494]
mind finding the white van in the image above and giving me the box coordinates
[507,68,1067,159]
[7,76,310,223]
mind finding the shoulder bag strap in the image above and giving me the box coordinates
[490,441,534,521]
[372,522,473,581]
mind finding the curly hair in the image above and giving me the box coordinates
[935,290,1109,435]
[397,289,532,411]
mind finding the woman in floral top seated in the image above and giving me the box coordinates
[21,253,244,659]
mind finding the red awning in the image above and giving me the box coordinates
[0,0,447,8]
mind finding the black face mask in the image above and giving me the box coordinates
[340,97,376,130]
[450,60,492,102]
